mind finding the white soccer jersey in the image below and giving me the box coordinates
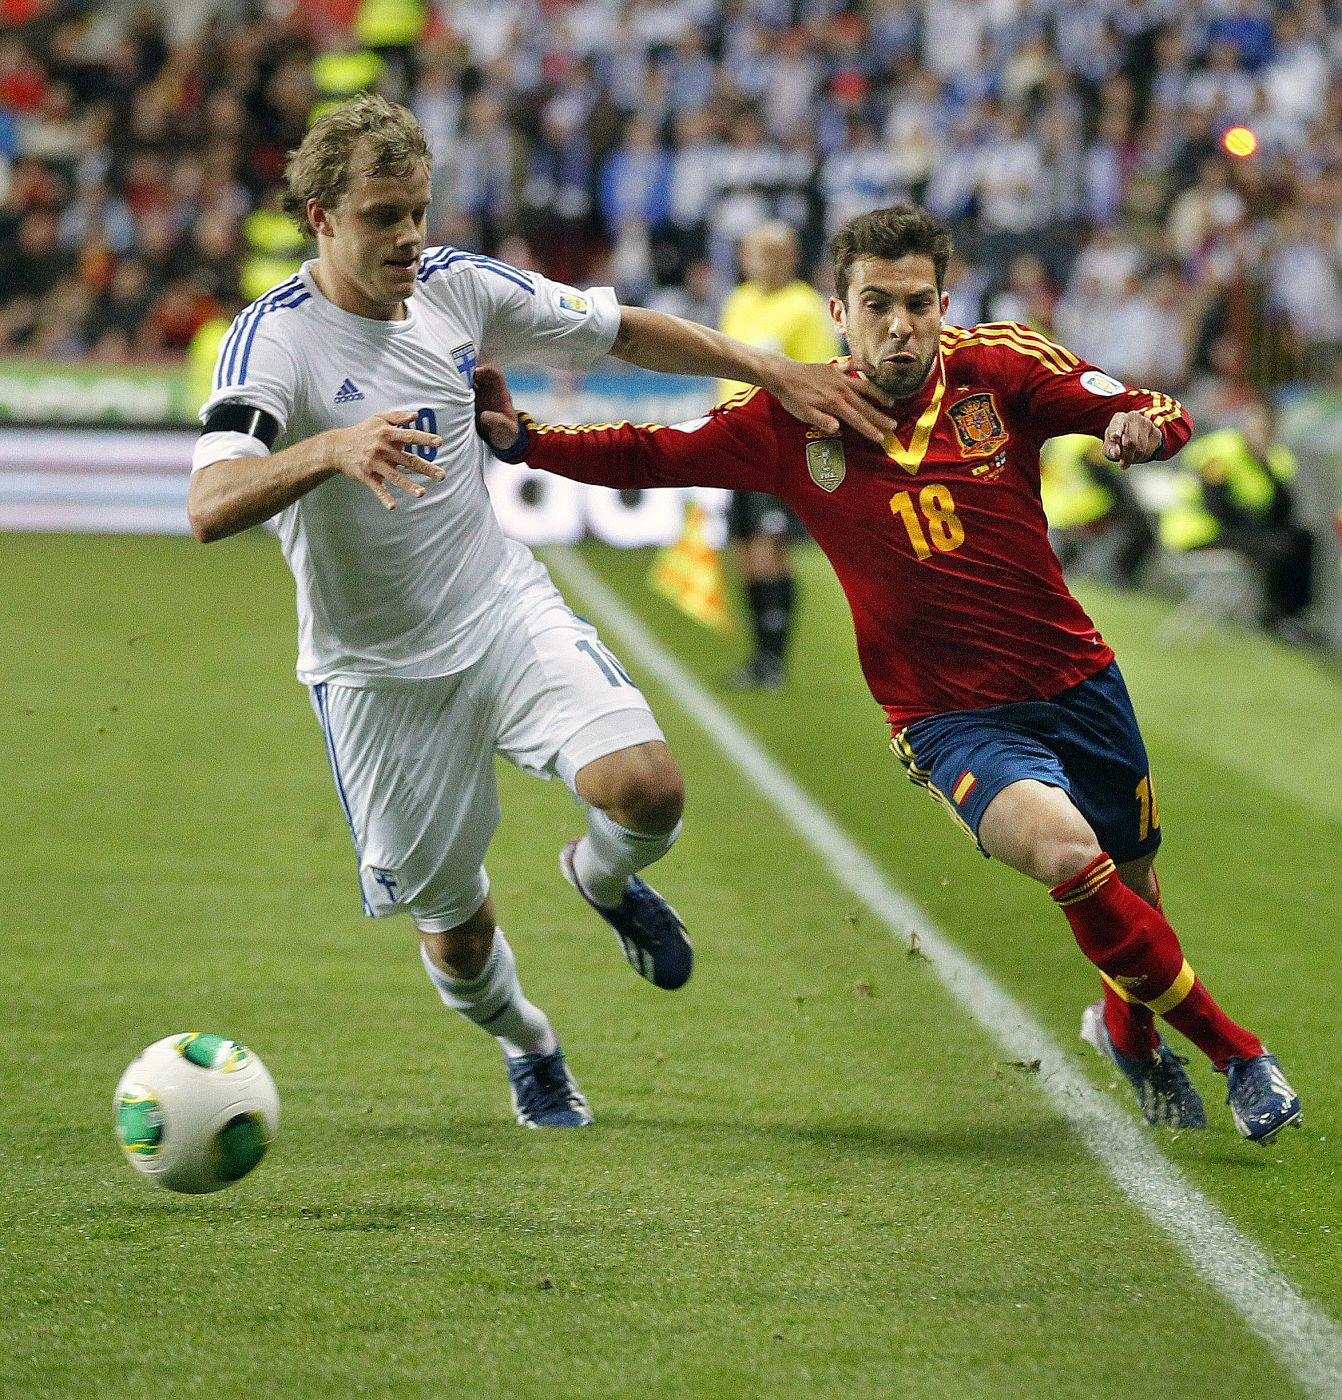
[194,250,620,685]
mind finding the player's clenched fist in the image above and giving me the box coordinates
[329,410,446,509]
[1103,411,1163,467]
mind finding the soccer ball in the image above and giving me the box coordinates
[114,1033,280,1194]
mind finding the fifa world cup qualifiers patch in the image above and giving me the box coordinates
[1079,370,1126,396]
[947,392,1008,459]
[806,438,846,492]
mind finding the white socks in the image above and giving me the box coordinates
[420,930,557,1060]
[571,808,682,908]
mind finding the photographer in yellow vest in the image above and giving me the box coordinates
[1158,398,1314,636]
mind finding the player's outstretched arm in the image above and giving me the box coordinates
[188,411,445,543]
[610,305,892,444]
[472,363,775,494]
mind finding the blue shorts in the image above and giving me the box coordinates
[891,661,1161,865]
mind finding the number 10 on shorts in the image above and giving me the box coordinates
[1136,773,1160,841]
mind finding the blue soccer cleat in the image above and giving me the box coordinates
[1080,1001,1207,1129]
[506,1046,592,1129]
[561,839,693,991]
[1225,1053,1302,1144]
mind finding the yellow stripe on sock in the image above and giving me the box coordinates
[1145,958,1196,1015]
[1100,970,1139,1004]
[1055,858,1117,905]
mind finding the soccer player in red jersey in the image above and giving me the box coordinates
[474,204,1301,1143]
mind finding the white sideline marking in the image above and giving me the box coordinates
[549,547,1342,1400]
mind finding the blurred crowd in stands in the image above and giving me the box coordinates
[2,0,1342,417]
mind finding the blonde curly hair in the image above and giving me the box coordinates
[282,94,431,235]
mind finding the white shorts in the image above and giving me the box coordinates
[309,578,664,932]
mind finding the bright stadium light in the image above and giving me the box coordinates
[1222,126,1258,158]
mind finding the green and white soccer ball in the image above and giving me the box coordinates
[114,1033,279,1194]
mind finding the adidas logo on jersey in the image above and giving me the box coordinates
[334,378,365,404]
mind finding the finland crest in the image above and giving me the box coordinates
[450,341,477,386]
[806,438,846,492]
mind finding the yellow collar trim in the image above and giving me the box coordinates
[882,354,945,475]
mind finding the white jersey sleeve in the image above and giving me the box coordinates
[194,276,309,471]
[419,250,619,371]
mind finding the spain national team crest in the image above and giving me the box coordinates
[806,438,846,492]
[948,392,1009,459]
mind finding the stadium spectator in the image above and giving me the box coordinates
[598,116,671,240]
[1267,206,1342,378]
[1,0,1341,407]
[821,116,907,239]
[662,106,720,277]
[983,252,1055,331]
[81,254,156,358]
[881,62,943,197]
[975,104,1051,277]
[646,255,718,325]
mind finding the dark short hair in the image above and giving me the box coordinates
[282,94,432,235]
[830,204,954,301]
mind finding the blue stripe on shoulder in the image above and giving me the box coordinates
[217,277,306,389]
[217,277,301,389]
[417,247,536,295]
[236,291,309,385]
[415,245,455,280]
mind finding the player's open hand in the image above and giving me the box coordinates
[330,410,446,510]
[473,365,525,454]
[766,358,894,444]
[1103,411,1162,467]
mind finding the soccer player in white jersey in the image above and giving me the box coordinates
[187,94,890,1129]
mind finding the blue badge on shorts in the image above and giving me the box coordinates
[369,868,401,902]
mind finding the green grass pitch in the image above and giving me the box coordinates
[3,531,1340,1398]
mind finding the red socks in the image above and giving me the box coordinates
[1103,865,1160,1058]
[1103,980,1156,1059]
[1051,855,1263,1071]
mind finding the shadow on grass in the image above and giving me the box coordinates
[357,1109,1078,1169]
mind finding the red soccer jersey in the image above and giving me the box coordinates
[517,322,1192,729]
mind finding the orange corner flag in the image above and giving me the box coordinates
[649,504,732,633]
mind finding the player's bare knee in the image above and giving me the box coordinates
[581,743,684,832]
[629,752,685,831]
[1039,834,1104,888]
[419,901,496,980]
[981,780,1100,885]
[613,769,684,833]
[1031,807,1102,887]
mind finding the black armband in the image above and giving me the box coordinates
[200,402,281,448]
[490,413,533,464]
